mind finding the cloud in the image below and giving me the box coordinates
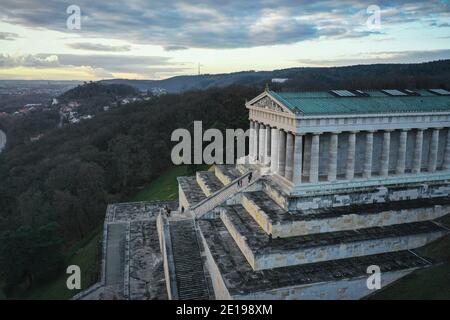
[1,0,448,49]
[164,45,189,51]
[0,53,190,78]
[67,42,131,52]
[0,32,19,40]
[429,21,450,28]
[297,49,450,66]
[0,54,59,68]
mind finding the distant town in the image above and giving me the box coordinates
[0,80,168,142]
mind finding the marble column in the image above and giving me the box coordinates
[327,132,339,181]
[443,129,450,170]
[363,131,374,179]
[278,130,286,176]
[264,125,271,166]
[292,134,303,184]
[270,128,279,173]
[309,133,320,183]
[285,132,294,181]
[428,128,440,173]
[254,122,260,162]
[259,124,266,163]
[396,129,408,175]
[412,129,424,174]
[302,135,311,180]
[380,130,391,177]
[249,121,255,160]
[346,131,357,180]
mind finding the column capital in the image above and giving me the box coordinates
[401,128,411,132]
[366,130,376,133]
[329,131,342,135]
[349,130,360,134]
[383,129,395,132]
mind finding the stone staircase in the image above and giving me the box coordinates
[169,219,210,300]
[220,204,446,270]
[179,165,260,218]
[241,190,450,238]
[183,164,450,299]
[198,217,434,299]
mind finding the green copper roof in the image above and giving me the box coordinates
[268,90,450,116]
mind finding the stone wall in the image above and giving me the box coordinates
[198,229,233,300]
[156,214,178,300]
[231,269,416,300]
[252,231,444,270]
[200,218,422,300]
[221,208,445,270]
[178,185,190,211]
[287,182,450,211]
[215,166,233,185]
[244,196,450,237]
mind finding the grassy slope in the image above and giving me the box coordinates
[19,227,103,300]
[16,165,200,299]
[131,164,208,202]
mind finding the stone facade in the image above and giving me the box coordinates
[246,90,450,195]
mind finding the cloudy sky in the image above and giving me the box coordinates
[0,0,449,80]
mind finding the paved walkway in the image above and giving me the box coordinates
[105,223,126,286]
[76,201,176,300]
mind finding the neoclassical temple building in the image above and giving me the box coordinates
[247,89,450,195]
[80,88,450,300]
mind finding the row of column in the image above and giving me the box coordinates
[249,121,303,184]
[250,121,450,184]
[321,128,450,181]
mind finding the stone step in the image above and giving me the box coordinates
[169,219,210,300]
[196,171,224,196]
[215,165,242,185]
[220,204,447,270]
[177,176,206,209]
[260,176,291,209]
[242,191,450,238]
[198,218,432,300]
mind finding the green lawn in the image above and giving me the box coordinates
[131,164,209,201]
[19,227,103,300]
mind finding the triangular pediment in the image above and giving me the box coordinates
[247,91,294,115]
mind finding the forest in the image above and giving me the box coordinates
[0,85,257,296]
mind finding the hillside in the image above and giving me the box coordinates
[100,59,450,93]
[0,85,257,298]
[59,82,138,101]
